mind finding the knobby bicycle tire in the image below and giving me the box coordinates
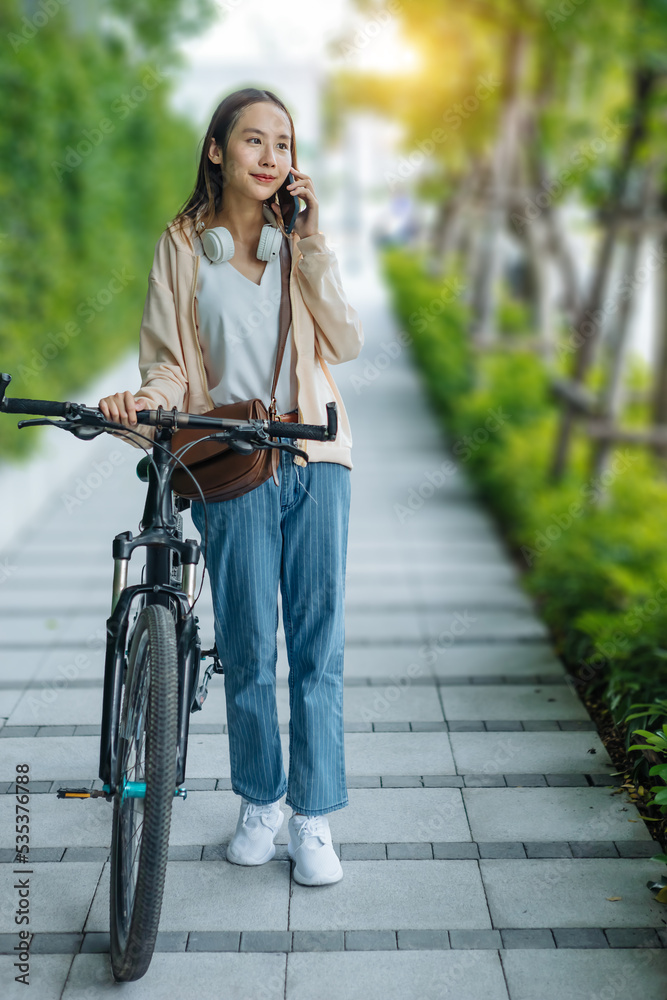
[109,603,179,982]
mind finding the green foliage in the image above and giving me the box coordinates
[0,1,212,461]
[381,245,474,418]
[383,246,667,781]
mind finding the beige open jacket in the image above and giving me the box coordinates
[129,204,364,469]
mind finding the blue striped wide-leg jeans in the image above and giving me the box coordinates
[190,438,351,816]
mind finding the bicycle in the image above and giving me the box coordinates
[0,371,338,982]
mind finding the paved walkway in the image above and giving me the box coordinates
[1,240,666,998]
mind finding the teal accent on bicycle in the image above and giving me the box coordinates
[106,782,187,801]
[121,780,147,800]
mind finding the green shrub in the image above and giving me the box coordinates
[382,246,667,776]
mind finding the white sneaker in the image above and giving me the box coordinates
[287,813,343,885]
[226,798,284,866]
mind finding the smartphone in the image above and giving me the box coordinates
[275,170,301,235]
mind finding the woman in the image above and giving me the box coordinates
[99,87,363,886]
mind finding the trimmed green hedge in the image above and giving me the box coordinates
[0,4,199,460]
[382,244,667,778]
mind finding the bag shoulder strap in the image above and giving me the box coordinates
[268,236,292,421]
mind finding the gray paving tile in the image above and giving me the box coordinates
[343,732,456,775]
[463,787,654,843]
[0,689,25,719]
[440,684,590,721]
[0,847,65,863]
[449,929,502,949]
[85,860,290,932]
[340,844,386,860]
[421,610,548,642]
[0,862,103,932]
[154,931,188,951]
[569,841,619,858]
[168,845,202,861]
[419,584,534,610]
[0,955,73,999]
[286,950,510,1000]
[345,930,396,950]
[478,843,526,859]
[464,775,506,787]
[380,774,422,785]
[346,787,469,843]
[588,772,623,786]
[501,949,667,1000]
[552,928,608,948]
[27,932,83,954]
[341,646,433,681]
[76,932,110,954]
[289,861,490,931]
[240,930,292,952]
[62,952,287,998]
[397,929,450,949]
[423,775,464,787]
[186,931,240,951]
[524,842,572,858]
[344,685,444,723]
[481,859,667,928]
[8,687,103,727]
[500,928,555,949]
[504,774,548,786]
[292,930,344,951]
[483,720,524,731]
[344,611,423,643]
[0,794,111,849]
[386,843,433,859]
[0,736,99,781]
[62,847,109,862]
[605,928,662,948]
[615,841,661,857]
[546,773,589,786]
[422,643,565,680]
[433,842,480,859]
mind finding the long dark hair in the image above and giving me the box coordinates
[168,87,299,248]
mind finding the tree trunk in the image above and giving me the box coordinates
[550,66,657,481]
[653,230,667,464]
[469,30,528,345]
[591,165,659,482]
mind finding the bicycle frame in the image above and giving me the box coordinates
[99,426,203,794]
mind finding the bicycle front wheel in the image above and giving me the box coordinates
[110,603,179,982]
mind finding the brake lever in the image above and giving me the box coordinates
[16,416,106,439]
[270,440,309,461]
[205,432,308,462]
[17,417,66,429]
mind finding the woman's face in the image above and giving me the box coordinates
[210,102,293,207]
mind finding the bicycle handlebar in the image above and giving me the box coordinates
[1,396,71,417]
[0,373,338,442]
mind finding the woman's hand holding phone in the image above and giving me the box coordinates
[272,168,319,240]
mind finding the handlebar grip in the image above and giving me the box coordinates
[1,398,70,417]
[266,421,331,441]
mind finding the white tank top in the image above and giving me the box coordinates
[193,233,298,413]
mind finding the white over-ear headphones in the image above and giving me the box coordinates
[201,222,283,264]
[200,202,284,264]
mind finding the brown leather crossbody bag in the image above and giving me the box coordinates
[170,236,293,502]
